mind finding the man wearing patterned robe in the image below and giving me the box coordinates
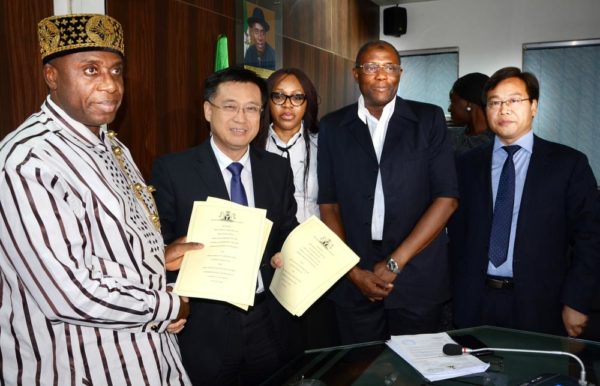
[0,14,197,385]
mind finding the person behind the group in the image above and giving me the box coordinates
[150,67,298,386]
[244,7,276,70]
[449,67,600,337]
[257,68,341,350]
[317,40,459,344]
[0,14,200,385]
[447,72,494,154]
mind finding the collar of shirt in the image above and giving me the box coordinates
[357,95,396,163]
[356,94,396,128]
[268,123,304,148]
[44,95,105,148]
[210,136,251,173]
[210,137,254,207]
[492,129,534,156]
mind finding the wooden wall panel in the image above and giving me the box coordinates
[107,0,236,178]
[282,0,379,60]
[283,38,361,119]
[281,0,379,118]
[107,0,378,178]
[2,0,379,179]
[0,0,53,137]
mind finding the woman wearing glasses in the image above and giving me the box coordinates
[257,68,320,222]
[257,68,340,350]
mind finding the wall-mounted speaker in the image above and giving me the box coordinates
[383,6,407,37]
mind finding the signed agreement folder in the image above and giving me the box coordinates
[269,216,359,316]
[173,199,271,309]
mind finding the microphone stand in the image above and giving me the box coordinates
[466,347,588,386]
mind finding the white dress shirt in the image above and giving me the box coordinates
[210,137,264,292]
[357,94,396,240]
[265,123,319,222]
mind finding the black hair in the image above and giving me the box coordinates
[256,68,320,203]
[355,40,401,66]
[450,72,489,107]
[203,66,267,105]
[483,67,540,105]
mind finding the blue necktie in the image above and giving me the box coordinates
[488,145,521,268]
[227,162,248,206]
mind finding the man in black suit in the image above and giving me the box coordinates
[151,67,298,385]
[317,40,459,344]
[449,67,600,336]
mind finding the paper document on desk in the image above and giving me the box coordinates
[386,332,489,382]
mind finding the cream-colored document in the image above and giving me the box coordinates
[269,216,359,316]
[173,199,271,309]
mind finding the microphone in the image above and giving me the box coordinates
[442,343,588,385]
[442,343,467,356]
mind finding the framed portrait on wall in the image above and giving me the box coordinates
[237,0,282,78]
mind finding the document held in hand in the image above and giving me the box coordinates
[269,216,360,316]
[173,198,272,310]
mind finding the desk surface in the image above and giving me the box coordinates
[263,326,600,385]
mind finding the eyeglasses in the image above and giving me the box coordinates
[208,100,263,117]
[270,92,307,106]
[356,62,402,75]
[486,98,530,110]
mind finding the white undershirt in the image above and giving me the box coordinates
[357,95,396,241]
[210,137,264,293]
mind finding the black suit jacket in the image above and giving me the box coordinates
[317,97,459,309]
[150,140,298,381]
[449,135,600,334]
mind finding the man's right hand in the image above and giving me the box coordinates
[167,296,189,334]
[347,267,393,301]
[176,296,190,320]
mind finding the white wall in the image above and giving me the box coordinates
[53,0,104,15]
[380,0,600,76]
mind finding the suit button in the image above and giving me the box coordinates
[150,324,159,332]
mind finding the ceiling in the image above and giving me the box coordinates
[371,0,439,5]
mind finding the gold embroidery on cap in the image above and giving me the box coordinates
[38,14,125,62]
[38,19,61,56]
[87,15,117,48]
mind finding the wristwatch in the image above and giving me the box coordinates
[386,256,402,274]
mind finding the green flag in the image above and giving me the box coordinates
[243,2,248,35]
[215,34,229,71]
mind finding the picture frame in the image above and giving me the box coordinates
[236,0,282,78]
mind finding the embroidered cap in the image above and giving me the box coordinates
[38,14,125,63]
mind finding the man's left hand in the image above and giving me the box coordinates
[373,260,398,283]
[270,252,283,269]
[562,305,588,337]
[167,317,187,334]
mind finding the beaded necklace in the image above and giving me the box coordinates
[107,130,161,231]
